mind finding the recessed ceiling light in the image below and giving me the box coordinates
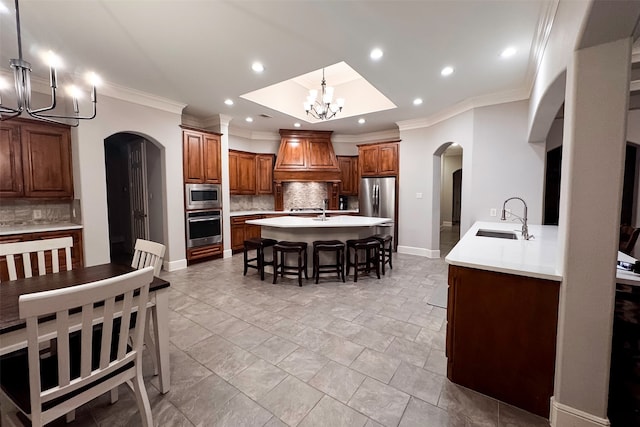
[251,62,264,73]
[370,48,383,60]
[294,122,301,128]
[441,66,454,76]
[224,99,234,106]
[500,47,517,58]
[413,98,423,106]
[245,117,253,123]
[358,118,366,124]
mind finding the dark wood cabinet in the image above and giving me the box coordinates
[230,215,263,252]
[182,128,221,184]
[256,154,275,194]
[273,130,341,182]
[446,265,560,417]
[337,156,358,195]
[358,141,399,177]
[0,228,84,281]
[0,120,73,199]
[229,150,257,195]
[187,244,222,261]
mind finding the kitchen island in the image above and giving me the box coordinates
[245,215,391,268]
[444,221,562,418]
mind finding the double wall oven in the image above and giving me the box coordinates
[185,184,222,249]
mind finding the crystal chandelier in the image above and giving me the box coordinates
[304,68,344,120]
[0,0,98,126]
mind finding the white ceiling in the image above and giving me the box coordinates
[0,0,553,135]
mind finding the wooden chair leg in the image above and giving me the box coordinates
[131,370,152,427]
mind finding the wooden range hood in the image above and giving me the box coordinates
[273,130,341,182]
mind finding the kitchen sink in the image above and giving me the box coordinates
[475,229,518,239]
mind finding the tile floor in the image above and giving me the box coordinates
[0,250,550,427]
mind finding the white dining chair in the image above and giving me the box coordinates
[0,236,74,282]
[131,239,166,277]
[0,267,155,427]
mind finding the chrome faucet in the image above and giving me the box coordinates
[500,197,533,240]
[321,199,329,220]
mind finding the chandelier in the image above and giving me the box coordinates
[0,0,98,126]
[303,68,344,120]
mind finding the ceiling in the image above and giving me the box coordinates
[0,0,554,135]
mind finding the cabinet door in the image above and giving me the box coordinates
[0,122,24,197]
[337,156,355,195]
[237,152,256,194]
[245,224,262,240]
[228,151,239,194]
[230,224,245,251]
[378,143,398,176]
[203,133,221,183]
[256,154,274,194]
[21,122,73,198]
[182,130,205,183]
[359,145,379,176]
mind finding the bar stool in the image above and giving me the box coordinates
[312,240,346,284]
[273,241,308,286]
[371,234,393,275]
[243,237,277,280]
[346,237,380,282]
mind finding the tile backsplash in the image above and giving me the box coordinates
[0,200,76,226]
[283,182,328,211]
[230,195,275,212]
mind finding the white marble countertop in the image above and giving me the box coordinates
[445,221,562,281]
[230,209,359,217]
[246,215,390,228]
[0,222,83,236]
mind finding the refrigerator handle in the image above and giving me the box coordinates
[374,184,379,216]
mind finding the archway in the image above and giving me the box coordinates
[104,132,165,266]
[432,142,463,257]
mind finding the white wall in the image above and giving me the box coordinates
[398,110,474,257]
[470,101,546,225]
[398,100,545,257]
[73,95,184,269]
[440,153,462,225]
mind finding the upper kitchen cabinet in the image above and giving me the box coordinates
[229,150,257,195]
[182,127,222,184]
[256,154,275,194]
[0,119,73,199]
[358,141,399,177]
[337,156,358,195]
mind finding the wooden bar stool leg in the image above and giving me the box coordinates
[298,251,303,287]
[258,247,264,280]
[272,249,279,284]
[304,248,309,280]
[243,247,249,276]
[354,249,359,283]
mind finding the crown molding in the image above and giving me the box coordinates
[397,86,530,132]
[523,0,560,98]
[100,81,186,115]
[332,129,400,144]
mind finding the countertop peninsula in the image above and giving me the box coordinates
[445,221,562,281]
[230,209,358,217]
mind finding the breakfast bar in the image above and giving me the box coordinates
[245,215,391,269]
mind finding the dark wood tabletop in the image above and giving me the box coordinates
[0,263,170,335]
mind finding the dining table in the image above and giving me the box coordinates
[0,263,171,394]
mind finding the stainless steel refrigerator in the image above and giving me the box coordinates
[360,177,397,250]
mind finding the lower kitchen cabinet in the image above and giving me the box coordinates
[446,264,559,418]
[0,228,83,281]
[231,215,263,252]
[187,243,222,261]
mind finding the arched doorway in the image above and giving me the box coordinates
[434,142,463,257]
[104,132,164,265]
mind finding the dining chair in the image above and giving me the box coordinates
[129,239,166,380]
[0,236,74,282]
[0,266,155,427]
[131,239,166,277]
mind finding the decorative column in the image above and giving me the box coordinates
[552,37,631,426]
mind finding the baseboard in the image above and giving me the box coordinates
[550,397,610,427]
[397,245,440,258]
[223,249,233,258]
[164,259,187,272]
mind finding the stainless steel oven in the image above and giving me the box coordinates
[186,210,222,248]
[185,183,221,210]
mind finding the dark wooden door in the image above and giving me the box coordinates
[452,169,462,225]
[378,143,398,176]
[256,154,274,194]
[203,133,221,184]
[182,130,205,183]
[359,146,379,176]
[543,146,562,225]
